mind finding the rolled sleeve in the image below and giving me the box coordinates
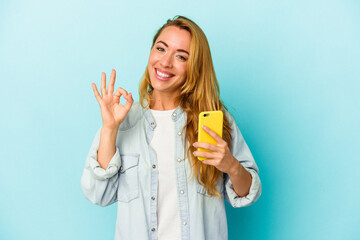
[224,168,262,208]
[80,128,120,207]
[88,146,121,180]
[223,111,262,208]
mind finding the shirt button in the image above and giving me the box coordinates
[177,158,182,162]
[151,228,156,232]
[151,122,155,126]
[120,166,124,171]
[183,221,187,225]
[180,190,184,194]
[172,112,177,117]
[152,164,156,169]
[178,131,181,136]
[151,196,155,200]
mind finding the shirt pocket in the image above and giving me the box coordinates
[117,153,140,203]
[196,181,224,197]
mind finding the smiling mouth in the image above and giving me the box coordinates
[155,68,175,80]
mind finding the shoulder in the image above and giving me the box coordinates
[223,108,244,140]
[223,108,236,127]
[118,102,144,131]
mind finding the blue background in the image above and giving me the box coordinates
[1,0,359,239]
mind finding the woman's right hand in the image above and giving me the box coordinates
[91,69,134,130]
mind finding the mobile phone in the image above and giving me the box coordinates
[197,111,223,160]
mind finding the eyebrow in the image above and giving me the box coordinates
[156,41,190,55]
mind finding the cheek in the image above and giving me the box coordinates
[148,54,155,67]
[179,64,187,78]
[148,50,161,65]
[148,55,157,74]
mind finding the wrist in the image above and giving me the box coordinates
[228,158,242,178]
[101,126,119,136]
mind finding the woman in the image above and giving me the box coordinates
[81,15,261,240]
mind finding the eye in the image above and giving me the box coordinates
[156,47,165,52]
[177,55,187,61]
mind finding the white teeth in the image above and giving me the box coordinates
[156,69,173,78]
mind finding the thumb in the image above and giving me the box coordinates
[123,93,134,111]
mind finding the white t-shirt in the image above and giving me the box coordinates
[150,109,181,240]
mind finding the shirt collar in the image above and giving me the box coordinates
[141,99,185,129]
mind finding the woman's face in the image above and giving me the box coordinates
[147,26,191,96]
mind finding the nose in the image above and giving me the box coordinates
[160,53,173,68]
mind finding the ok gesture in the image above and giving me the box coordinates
[91,69,134,130]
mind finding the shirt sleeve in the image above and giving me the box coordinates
[80,128,121,207]
[223,113,262,208]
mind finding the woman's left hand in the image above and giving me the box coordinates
[193,125,240,175]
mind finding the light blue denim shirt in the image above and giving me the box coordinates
[81,102,261,240]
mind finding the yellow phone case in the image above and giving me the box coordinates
[197,111,223,160]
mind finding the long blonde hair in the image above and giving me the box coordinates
[139,15,232,197]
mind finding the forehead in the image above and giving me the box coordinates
[156,26,191,51]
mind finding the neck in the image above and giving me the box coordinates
[149,90,180,110]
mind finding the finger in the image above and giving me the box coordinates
[124,93,134,111]
[201,159,219,166]
[114,88,124,104]
[91,83,102,102]
[115,87,128,97]
[193,142,218,152]
[101,72,106,96]
[113,92,120,104]
[114,88,121,97]
[193,150,218,159]
[108,69,116,95]
[202,125,224,144]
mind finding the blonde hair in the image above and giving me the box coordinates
[139,15,232,197]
